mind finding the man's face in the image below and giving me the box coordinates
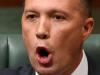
[22,0,93,75]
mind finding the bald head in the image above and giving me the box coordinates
[23,0,92,18]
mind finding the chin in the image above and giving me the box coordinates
[34,64,58,75]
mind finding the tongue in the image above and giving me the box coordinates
[37,54,52,64]
[36,47,52,64]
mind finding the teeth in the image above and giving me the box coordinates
[37,47,49,57]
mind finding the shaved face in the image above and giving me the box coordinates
[22,0,94,75]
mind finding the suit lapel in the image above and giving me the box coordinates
[86,53,96,75]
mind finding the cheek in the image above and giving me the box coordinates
[22,21,36,42]
[49,27,74,61]
[22,23,37,54]
[49,26,72,49]
[53,25,83,47]
[50,25,82,59]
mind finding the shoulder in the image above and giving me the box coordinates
[86,54,100,75]
[0,65,35,75]
[0,68,19,75]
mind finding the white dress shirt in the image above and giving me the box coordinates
[72,50,88,75]
[35,50,88,75]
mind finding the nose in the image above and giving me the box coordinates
[36,32,49,39]
[36,17,50,40]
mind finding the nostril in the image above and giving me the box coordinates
[43,34,48,39]
[36,33,49,39]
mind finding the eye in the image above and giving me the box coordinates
[52,14,66,21]
[26,13,39,22]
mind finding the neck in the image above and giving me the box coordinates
[60,51,83,75]
[37,51,83,75]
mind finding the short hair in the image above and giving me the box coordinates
[81,0,92,17]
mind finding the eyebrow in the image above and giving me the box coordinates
[49,9,70,15]
[24,9,39,14]
[24,8,70,16]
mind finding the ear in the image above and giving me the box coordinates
[82,17,94,40]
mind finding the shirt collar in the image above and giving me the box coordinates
[72,50,88,75]
[35,50,88,75]
[35,71,38,75]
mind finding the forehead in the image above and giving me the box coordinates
[24,0,81,11]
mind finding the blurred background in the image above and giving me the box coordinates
[0,0,99,34]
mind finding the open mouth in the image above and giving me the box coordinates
[36,47,50,58]
[36,46,52,64]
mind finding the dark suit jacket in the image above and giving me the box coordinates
[87,54,100,75]
[0,55,100,75]
[0,64,35,75]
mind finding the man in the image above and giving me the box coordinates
[22,0,94,75]
[0,0,98,75]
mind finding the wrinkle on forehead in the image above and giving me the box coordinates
[25,0,80,10]
[24,0,85,18]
